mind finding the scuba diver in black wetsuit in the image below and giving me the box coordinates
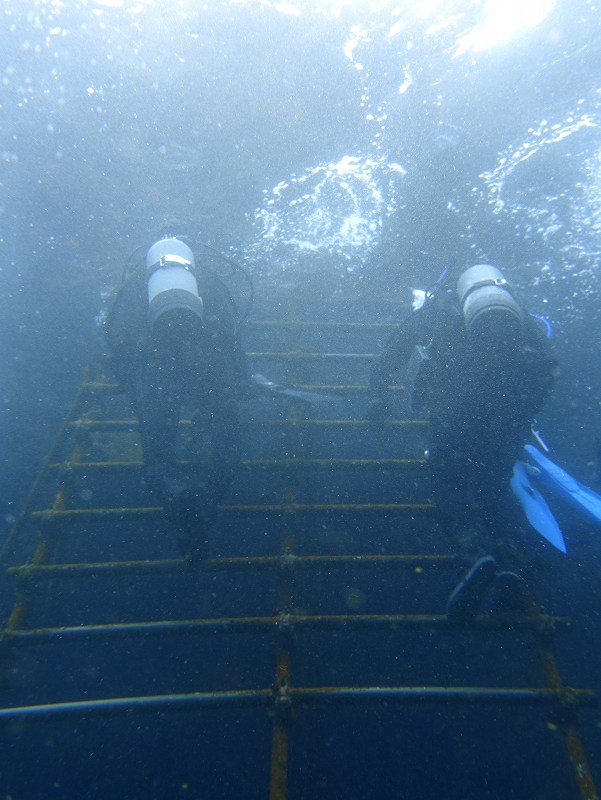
[105,236,248,563]
[368,265,558,621]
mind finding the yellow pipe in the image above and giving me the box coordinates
[69,418,429,428]
[7,612,573,642]
[48,457,427,470]
[31,502,433,518]
[0,685,594,723]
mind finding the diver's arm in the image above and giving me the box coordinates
[522,317,558,414]
[370,327,419,392]
[367,309,425,418]
[104,274,147,391]
[134,356,182,496]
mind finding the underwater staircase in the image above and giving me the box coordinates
[0,303,598,799]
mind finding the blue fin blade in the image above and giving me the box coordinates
[511,461,567,554]
[524,444,601,525]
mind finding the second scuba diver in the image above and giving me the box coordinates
[368,264,558,621]
[105,236,248,563]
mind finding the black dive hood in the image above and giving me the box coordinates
[146,237,204,331]
[456,264,524,338]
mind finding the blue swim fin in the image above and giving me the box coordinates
[524,444,601,526]
[511,461,567,554]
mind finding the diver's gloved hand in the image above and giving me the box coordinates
[365,397,392,422]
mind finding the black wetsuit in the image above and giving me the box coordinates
[370,291,557,563]
[105,267,247,557]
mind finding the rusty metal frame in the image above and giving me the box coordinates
[0,342,598,800]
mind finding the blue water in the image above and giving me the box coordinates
[1,1,601,797]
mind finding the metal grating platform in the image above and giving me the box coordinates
[0,316,597,799]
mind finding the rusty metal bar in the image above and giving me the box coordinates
[293,384,403,391]
[269,720,289,800]
[47,457,425,470]
[30,502,432,519]
[0,381,89,565]
[68,418,428,430]
[82,382,404,392]
[527,591,599,800]
[8,553,453,581]
[247,351,376,359]
[268,340,304,800]
[541,646,599,799]
[249,321,400,328]
[0,689,272,721]
[3,440,85,637]
[6,611,573,643]
[291,685,597,707]
[0,685,594,724]
[562,726,599,800]
[270,648,292,800]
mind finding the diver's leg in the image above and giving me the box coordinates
[429,432,498,621]
[134,360,182,497]
[429,434,482,563]
[175,367,242,563]
[454,448,527,617]
[206,393,242,503]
